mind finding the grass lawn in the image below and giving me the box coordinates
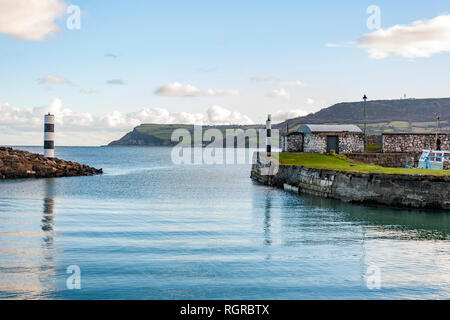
[366,145,381,152]
[278,153,450,176]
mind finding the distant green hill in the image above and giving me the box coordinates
[109,98,450,146]
[274,97,450,134]
[108,124,266,147]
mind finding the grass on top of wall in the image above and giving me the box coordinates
[277,153,450,176]
[366,145,382,152]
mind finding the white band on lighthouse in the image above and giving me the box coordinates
[266,114,272,155]
[44,113,55,158]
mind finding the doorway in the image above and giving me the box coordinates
[327,136,339,154]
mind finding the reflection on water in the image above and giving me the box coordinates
[301,195,450,239]
[263,193,272,247]
[0,146,449,299]
[285,194,450,298]
[42,179,55,241]
[0,179,57,299]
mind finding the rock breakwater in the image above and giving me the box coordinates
[0,147,102,179]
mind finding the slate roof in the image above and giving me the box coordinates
[298,124,362,133]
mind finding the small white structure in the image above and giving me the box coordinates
[417,150,450,170]
[44,113,55,158]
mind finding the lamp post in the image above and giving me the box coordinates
[363,94,367,152]
[435,115,441,150]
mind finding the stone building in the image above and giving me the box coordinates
[300,124,364,154]
[382,133,450,153]
[282,132,303,152]
[282,124,364,154]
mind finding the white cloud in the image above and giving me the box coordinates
[0,98,94,131]
[0,99,255,145]
[306,98,315,105]
[325,41,355,48]
[266,88,290,100]
[155,82,240,97]
[114,108,206,126]
[204,88,240,96]
[279,80,308,87]
[155,82,202,97]
[38,74,71,85]
[271,109,307,123]
[207,105,253,125]
[0,0,67,41]
[358,14,450,59]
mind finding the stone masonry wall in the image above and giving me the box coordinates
[346,152,421,168]
[339,133,365,154]
[303,133,364,154]
[382,133,450,153]
[283,134,303,152]
[303,133,326,153]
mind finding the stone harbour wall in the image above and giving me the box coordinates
[251,152,450,210]
[382,133,450,153]
[346,152,421,168]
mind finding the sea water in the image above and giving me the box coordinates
[0,147,449,299]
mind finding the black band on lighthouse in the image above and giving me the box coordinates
[44,141,54,149]
[44,124,55,132]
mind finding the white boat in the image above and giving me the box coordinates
[417,149,450,170]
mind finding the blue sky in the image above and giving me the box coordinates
[1,0,450,145]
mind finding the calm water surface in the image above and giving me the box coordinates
[0,147,449,299]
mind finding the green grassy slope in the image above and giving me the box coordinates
[278,153,449,176]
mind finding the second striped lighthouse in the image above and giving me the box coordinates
[266,114,272,156]
[44,113,55,158]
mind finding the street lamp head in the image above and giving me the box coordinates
[363,94,367,101]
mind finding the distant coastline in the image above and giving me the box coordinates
[108,124,266,147]
[108,98,450,147]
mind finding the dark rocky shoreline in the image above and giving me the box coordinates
[0,147,102,179]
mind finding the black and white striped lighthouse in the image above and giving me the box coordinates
[44,113,55,158]
[266,114,272,156]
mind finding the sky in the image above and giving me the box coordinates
[1,0,450,146]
